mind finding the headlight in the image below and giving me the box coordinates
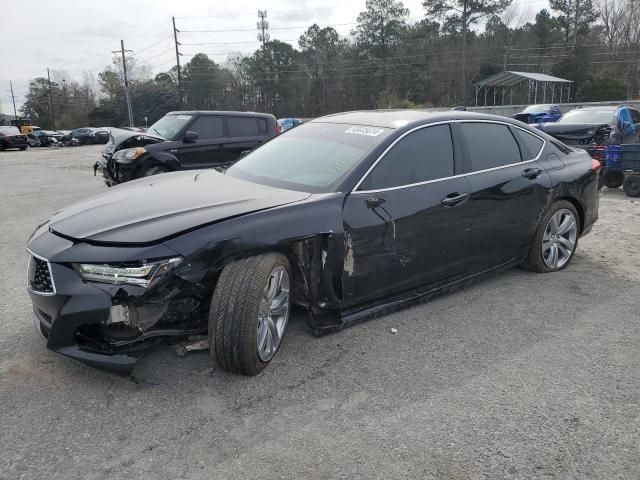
[112,147,146,163]
[74,257,182,288]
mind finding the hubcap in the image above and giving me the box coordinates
[256,266,290,362]
[542,208,578,269]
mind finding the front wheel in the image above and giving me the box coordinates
[209,253,291,375]
[523,200,580,273]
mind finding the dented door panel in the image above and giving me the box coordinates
[341,176,472,307]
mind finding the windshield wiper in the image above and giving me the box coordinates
[151,128,162,137]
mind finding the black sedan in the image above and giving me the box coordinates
[0,126,29,151]
[26,111,600,376]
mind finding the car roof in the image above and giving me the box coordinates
[574,106,618,111]
[309,109,527,129]
[166,110,275,119]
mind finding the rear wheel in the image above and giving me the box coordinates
[523,200,580,273]
[603,170,624,189]
[209,253,291,375]
[623,175,640,197]
[142,165,169,177]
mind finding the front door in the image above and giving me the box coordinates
[342,123,473,307]
[175,115,228,168]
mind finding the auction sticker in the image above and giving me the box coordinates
[345,126,385,136]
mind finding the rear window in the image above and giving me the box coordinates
[558,109,615,124]
[228,117,260,137]
[0,126,21,135]
[460,123,522,171]
[513,128,544,160]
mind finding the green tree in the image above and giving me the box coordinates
[549,0,598,43]
[354,0,409,57]
[181,53,226,109]
[532,9,563,47]
[423,0,512,103]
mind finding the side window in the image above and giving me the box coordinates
[630,109,640,124]
[228,117,260,137]
[188,116,223,139]
[363,124,454,190]
[512,128,544,160]
[257,118,267,135]
[460,123,521,171]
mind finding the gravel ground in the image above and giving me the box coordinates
[0,145,639,480]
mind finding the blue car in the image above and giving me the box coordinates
[277,118,303,132]
[513,104,563,124]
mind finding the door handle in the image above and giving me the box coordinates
[365,196,386,208]
[440,192,469,207]
[521,168,543,180]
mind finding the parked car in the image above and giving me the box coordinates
[31,129,64,146]
[533,105,640,146]
[60,127,99,145]
[27,110,600,376]
[277,117,303,132]
[94,111,278,186]
[513,104,563,124]
[92,127,111,144]
[0,126,29,151]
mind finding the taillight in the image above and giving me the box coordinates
[591,158,602,171]
[275,124,282,135]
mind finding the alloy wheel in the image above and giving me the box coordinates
[256,266,290,362]
[541,208,578,269]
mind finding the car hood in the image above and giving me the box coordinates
[104,129,165,155]
[46,170,311,245]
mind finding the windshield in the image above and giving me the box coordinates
[226,122,393,192]
[0,126,21,136]
[558,109,615,124]
[147,114,193,140]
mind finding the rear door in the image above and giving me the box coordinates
[175,115,228,168]
[457,122,551,272]
[223,117,266,165]
[342,123,473,306]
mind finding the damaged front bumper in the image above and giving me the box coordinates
[27,231,207,375]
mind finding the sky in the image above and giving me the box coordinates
[1,0,549,116]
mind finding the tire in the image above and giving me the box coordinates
[623,175,640,197]
[209,253,291,376]
[19,146,28,151]
[603,170,624,189]
[598,172,604,190]
[522,200,580,273]
[142,165,169,177]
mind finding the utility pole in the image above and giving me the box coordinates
[47,68,56,130]
[461,0,468,106]
[257,10,269,48]
[573,0,581,47]
[172,17,183,107]
[9,81,18,119]
[113,40,134,127]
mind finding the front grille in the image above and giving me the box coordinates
[29,256,54,294]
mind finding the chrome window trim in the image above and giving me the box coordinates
[351,119,546,195]
[26,248,57,296]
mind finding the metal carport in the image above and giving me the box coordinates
[474,71,574,107]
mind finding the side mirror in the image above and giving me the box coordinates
[183,131,198,143]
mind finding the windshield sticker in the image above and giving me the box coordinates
[177,115,192,120]
[345,126,384,136]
